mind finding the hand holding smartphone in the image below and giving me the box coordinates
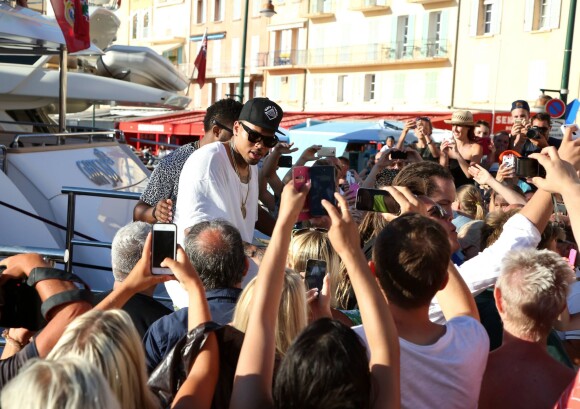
[316,147,336,158]
[293,166,311,221]
[151,223,177,275]
[355,188,401,214]
[305,259,327,291]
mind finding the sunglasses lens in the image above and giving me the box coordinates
[243,123,278,148]
[428,206,446,219]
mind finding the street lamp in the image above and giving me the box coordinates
[237,0,277,102]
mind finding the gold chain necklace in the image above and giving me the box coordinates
[229,141,251,219]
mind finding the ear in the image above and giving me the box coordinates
[368,260,377,278]
[211,124,221,138]
[494,286,504,314]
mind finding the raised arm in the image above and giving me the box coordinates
[162,247,216,409]
[230,181,309,409]
[395,120,414,150]
[436,261,479,321]
[322,194,400,409]
[281,145,321,184]
[469,164,526,206]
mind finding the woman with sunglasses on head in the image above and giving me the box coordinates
[396,117,440,161]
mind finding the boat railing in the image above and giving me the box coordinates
[61,186,141,275]
[0,145,6,173]
[12,129,126,146]
[0,245,67,264]
[60,186,173,304]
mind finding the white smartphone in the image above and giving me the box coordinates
[561,124,579,140]
[151,223,177,275]
[317,146,336,157]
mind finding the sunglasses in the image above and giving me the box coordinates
[427,204,448,220]
[416,117,431,122]
[213,120,233,135]
[240,122,279,148]
[532,126,549,133]
[291,227,328,238]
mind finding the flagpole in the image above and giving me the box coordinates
[186,64,197,96]
[58,44,67,136]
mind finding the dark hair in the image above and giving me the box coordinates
[466,126,477,142]
[480,209,520,250]
[531,112,552,126]
[475,120,490,128]
[203,99,243,132]
[273,318,371,409]
[392,161,453,197]
[373,213,450,309]
[184,219,246,289]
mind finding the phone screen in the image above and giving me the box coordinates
[152,227,176,269]
[355,188,400,214]
[309,166,336,216]
[305,259,327,291]
[278,155,293,168]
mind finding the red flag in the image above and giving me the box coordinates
[194,29,208,88]
[50,0,90,53]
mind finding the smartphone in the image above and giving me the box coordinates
[293,166,310,221]
[390,151,408,160]
[561,124,579,140]
[514,119,523,125]
[151,223,177,275]
[305,259,327,291]
[502,154,515,168]
[569,249,577,268]
[309,165,337,216]
[515,157,545,178]
[355,188,401,214]
[317,147,336,158]
[346,170,356,185]
[278,155,293,168]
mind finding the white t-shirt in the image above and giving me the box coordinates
[353,316,489,409]
[168,142,258,307]
[430,213,541,323]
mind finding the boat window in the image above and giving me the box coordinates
[0,55,42,65]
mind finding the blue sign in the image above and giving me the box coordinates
[566,99,579,124]
[545,98,566,118]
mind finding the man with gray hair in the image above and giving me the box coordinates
[93,221,172,337]
[479,249,575,409]
[143,219,247,373]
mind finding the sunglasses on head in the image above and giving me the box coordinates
[213,119,233,135]
[427,204,448,220]
[240,122,279,148]
[291,227,328,238]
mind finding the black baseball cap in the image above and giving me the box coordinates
[511,100,530,112]
[238,98,284,135]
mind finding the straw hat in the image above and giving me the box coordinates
[444,110,475,126]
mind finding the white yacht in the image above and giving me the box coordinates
[0,2,189,291]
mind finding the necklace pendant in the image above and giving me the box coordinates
[241,204,247,219]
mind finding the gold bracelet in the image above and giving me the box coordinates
[1,329,24,350]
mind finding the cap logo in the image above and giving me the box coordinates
[264,105,278,121]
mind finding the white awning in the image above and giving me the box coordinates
[150,42,184,55]
[267,21,306,32]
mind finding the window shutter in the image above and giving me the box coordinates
[524,0,535,31]
[549,0,562,29]
[470,0,480,37]
[491,0,502,34]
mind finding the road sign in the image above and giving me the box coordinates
[545,98,567,118]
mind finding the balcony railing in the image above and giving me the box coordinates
[257,39,449,68]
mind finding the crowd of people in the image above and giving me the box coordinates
[1,95,580,409]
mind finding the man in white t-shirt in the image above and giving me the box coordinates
[169,97,283,306]
[353,213,488,409]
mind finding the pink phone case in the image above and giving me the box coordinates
[569,249,577,267]
[293,166,310,221]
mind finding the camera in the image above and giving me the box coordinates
[515,157,546,178]
[526,126,542,140]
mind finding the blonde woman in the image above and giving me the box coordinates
[1,357,120,409]
[288,228,340,306]
[48,309,159,409]
[232,270,308,355]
